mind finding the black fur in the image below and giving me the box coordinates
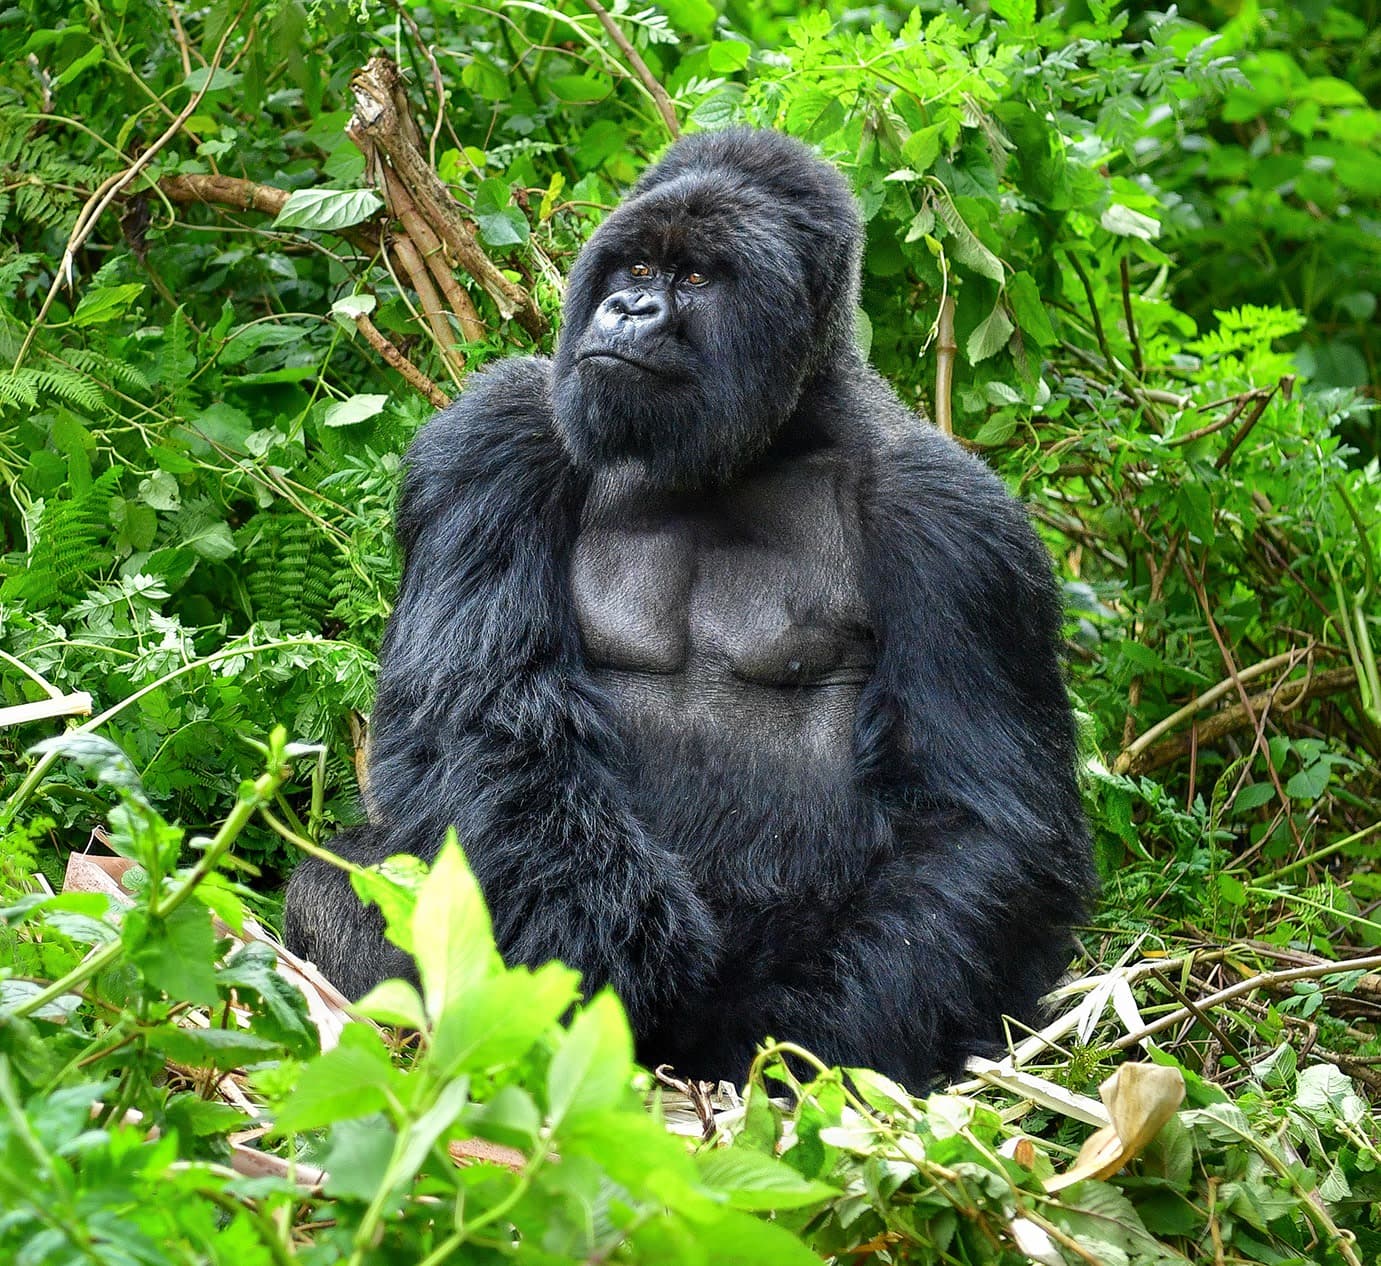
[284,128,1093,1089]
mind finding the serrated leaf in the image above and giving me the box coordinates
[697,1145,839,1210]
[127,899,219,1005]
[273,1028,403,1133]
[931,190,1005,283]
[967,302,1015,363]
[145,1025,280,1071]
[272,188,383,232]
[972,413,1019,445]
[546,991,631,1129]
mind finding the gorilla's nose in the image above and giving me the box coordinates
[595,288,667,335]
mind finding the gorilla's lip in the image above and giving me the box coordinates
[577,350,665,375]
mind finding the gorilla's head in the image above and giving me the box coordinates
[552,128,863,489]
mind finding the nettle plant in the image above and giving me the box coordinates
[3,731,1379,1265]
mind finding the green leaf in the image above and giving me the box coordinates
[217,943,317,1056]
[473,179,530,247]
[355,978,427,1030]
[273,1026,404,1133]
[412,836,494,1026]
[707,41,750,73]
[72,284,144,327]
[550,74,610,104]
[127,899,218,1005]
[272,188,383,232]
[931,192,1005,283]
[966,302,1014,363]
[697,1145,839,1210]
[145,1025,281,1071]
[1285,761,1331,800]
[902,124,945,172]
[1233,782,1275,811]
[546,991,632,1129]
[321,393,389,428]
[430,961,578,1079]
[184,66,241,93]
[322,1116,397,1201]
[972,412,1018,445]
[1006,272,1057,346]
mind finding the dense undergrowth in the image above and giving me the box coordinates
[1,0,1378,1261]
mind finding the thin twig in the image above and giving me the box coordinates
[1114,649,1317,773]
[1115,954,1381,1049]
[1118,256,1143,377]
[353,312,451,408]
[582,0,680,138]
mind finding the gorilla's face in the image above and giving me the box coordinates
[553,131,863,490]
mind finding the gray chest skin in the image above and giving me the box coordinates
[571,450,875,766]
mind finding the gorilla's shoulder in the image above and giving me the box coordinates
[852,379,1051,582]
[412,357,554,446]
[397,357,568,541]
[403,358,560,480]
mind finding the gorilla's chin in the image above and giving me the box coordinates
[553,369,781,492]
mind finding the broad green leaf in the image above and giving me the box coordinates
[273,1026,404,1133]
[127,899,218,1006]
[1006,271,1057,346]
[966,302,1014,363]
[546,991,632,1129]
[322,1116,397,1201]
[430,960,578,1079]
[272,188,383,232]
[707,40,749,72]
[217,943,317,1056]
[321,393,389,428]
[144,1025,281,1071]
[473,179,530,247]
[696,1145,839,1210]
[72,284,144,327]
[550,74,610,104]
[412,835,494,1026]
[355,978,427,1030]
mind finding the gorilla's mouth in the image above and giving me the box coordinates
[578,350,666,376]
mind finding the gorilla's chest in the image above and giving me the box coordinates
[571,453,874,757]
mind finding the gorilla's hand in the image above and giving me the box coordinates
[496,839,721,1029]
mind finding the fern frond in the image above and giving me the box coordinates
[0,466,122,608]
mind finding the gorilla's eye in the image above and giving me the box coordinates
[684,270,709,287]
[629,262,652,278]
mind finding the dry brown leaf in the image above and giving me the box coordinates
[1045,1062,1185,1192]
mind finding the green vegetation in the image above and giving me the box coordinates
[1,1,1378,1261]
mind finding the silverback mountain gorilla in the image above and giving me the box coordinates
[284,128,1093,1088]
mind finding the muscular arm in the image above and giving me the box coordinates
[725,424,1093,1086]
[286,359,719,1018]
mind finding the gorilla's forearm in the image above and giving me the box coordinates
[743,816,1085,1084]
[287,362,722,1016]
